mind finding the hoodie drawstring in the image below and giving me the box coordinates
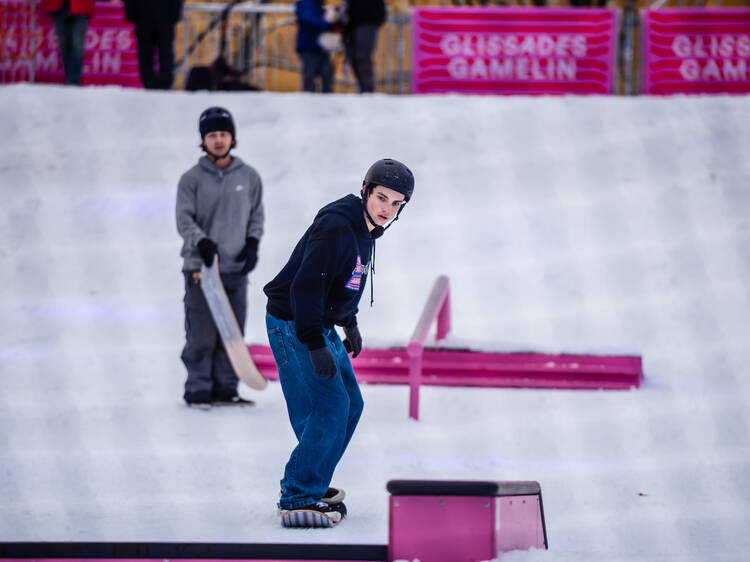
[369,241,376,307]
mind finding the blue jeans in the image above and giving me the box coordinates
[266,312,363,509]
[299,50,333,93]
[53,6,89,85]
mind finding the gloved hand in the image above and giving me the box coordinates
[235,237,259,274]
[343,325,362,358]
[197,238,218,267]
[309,347,337,379]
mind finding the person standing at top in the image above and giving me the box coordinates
[42,0,94,85]
[264,158,415,527]
[124,0,184,89]
[176,107,265,409]
[295,0,336,93]
[344,0,385,93]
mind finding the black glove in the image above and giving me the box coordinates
[342,325,362,358]
[309,347,337,379]
[235,237,259,274]
[197,238,218,267]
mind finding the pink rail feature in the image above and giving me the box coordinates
[407,275,451,420]
[248,345,643,390]
[247,272,644,405]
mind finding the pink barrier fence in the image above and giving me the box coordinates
[0,1,140,86]
[642,8,750,95]
[411,7,617,95]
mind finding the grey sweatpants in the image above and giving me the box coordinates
[181,271,247,400]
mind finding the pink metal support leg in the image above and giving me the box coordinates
[407,345,423,420]
[407,276,451,420]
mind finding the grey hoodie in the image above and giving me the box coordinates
[176,155,264,273]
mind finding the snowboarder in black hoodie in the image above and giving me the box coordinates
[264,158,414,527]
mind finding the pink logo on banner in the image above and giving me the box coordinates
[642,9,750,95]
[1,1,140,87]
[411,7,617,95]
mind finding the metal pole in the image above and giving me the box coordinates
[407,343,422,421]
[181,10,189,87]
[622,0,636,95]
[397,13,407,95]
[28,0,37,83]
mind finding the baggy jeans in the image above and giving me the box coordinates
[266,312,363,509]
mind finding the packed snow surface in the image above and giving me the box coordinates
[1,84,749,561]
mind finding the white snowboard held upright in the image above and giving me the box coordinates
[200,255,267,391]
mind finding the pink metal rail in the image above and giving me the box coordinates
[248,346,643,388]
[407,275,451,420]
[248,275,644,419]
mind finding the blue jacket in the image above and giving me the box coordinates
[295,0,330,54]
[264,195,381,350]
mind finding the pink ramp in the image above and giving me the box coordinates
[248,344,643,390]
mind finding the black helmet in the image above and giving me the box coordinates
[363,158,414,202]
[199,106,235,139]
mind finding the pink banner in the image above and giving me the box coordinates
[642,8,750,95]
[411,7,617,95]
[1,1,140,87]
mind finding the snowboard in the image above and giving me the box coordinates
[200,255,267,391]
[279,503,346,528]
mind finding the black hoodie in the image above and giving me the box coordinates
[264,194,381,351]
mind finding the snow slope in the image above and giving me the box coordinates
[1,84,749,561]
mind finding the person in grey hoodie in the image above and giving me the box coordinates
[176,106,264,409]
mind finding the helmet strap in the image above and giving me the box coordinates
[202,138,235,162]
[206,147,232,162]
[360,183,403,235]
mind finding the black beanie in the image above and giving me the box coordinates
[199,107,235,138]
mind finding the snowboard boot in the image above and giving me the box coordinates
[322,486,345,505]
[278,487,345,506]
[212,389,255,407]
[214,395,255,407]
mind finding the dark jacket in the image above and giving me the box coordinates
[124,0,183,26]
[295,0,330,54]
[265,194,380,350]
[346,0,386,27]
